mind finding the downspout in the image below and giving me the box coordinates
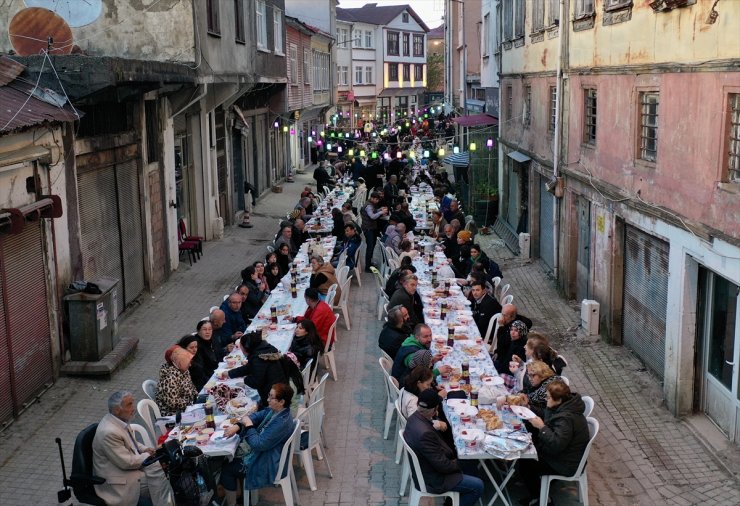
[552,0,568,282]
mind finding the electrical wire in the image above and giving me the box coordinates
[0,53,47,132]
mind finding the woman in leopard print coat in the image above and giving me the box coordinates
[155,345,198,416]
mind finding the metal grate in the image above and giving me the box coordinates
[539,179,554,269]
[639,92,659,162]
[728,94,740,183]
[493,216,520,255]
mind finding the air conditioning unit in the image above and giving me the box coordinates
[581,299,600,336]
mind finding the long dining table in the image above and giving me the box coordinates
[413,249,538,506]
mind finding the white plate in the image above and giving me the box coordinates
[211,430,238,444]
[510,405,537,420]
[482,376,505,386]
[446,399,470,409]
[455,405,479,417]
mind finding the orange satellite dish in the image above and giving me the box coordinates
[9,7,74,56]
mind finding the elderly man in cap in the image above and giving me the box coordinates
[403,389,484,506]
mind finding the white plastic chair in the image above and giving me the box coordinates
[141,379,157,401]
[385,246,400,263]
[336,265,350,286]
[332,277,353,330]
[130,423,154,448]
[353,240,364,286]
[388,258,400,271]
[301,359,314,406]
[370,266,390,320]
[336,250,347,270]
[325,283,338,307]
[379,356,392,375]
[295,397,333,491]
[245,419,301,506]
[399,430,460,506]
[582,395,595,417]
[485,312,502,352]
[498,283,511,300]
[502,294,514,305]
[380,349,393,364]
[539,417,600,506]
[307,373,329,409]
[321,314,340,381]
[394,397,408,465]
[136,399,161,442]
[560,375,571,386]
[379,359,399,440]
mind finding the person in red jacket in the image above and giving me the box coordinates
[296,287,336,349]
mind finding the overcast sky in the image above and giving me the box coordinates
[337,0,446,29]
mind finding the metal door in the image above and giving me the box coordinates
[576,196,591,301]
[506,162,519,230]
[622,226,669,378]
[115,159,146,305]
[698,268,740,441]
[539,178,554,269]
[0,222,54,423]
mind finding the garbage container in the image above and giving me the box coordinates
[65,278,120,362]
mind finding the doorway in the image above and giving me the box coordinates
[697,267,740,441]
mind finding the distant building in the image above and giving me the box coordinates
[337,3,429,121]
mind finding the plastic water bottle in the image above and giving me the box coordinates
[195,471,206,491]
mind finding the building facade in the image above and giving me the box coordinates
[498,0,740,441]
[336,3,429,122]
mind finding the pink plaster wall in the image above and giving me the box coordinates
[566,72,740,239]
[499,76,556,164]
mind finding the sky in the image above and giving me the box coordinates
[337,0,446,29]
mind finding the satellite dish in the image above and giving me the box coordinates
[25,0,103,28]
[9,8,74,56]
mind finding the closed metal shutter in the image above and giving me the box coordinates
[0,265,13,425]
[115,159,145,305]
[506,167,518,230]
[622,226,669,378]
[77,165,124,300]
[0,222,53,420]
[78,155,145,310]
[539,179,554,269]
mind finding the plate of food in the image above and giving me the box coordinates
[510,405,537,420]
[506,393,529,406]
[477,409,504,430]
[481,376,505,386]
[459,428,485,448]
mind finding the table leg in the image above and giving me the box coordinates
[478,460,510,506]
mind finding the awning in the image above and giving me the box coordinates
[454,113,498,127]
[442,152,470,167]
[507,151,531,163]
[0,195,62,234]
[377,87,425,98]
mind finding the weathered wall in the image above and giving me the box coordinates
[196,0,253,76]
[499,76,556,164]
[567,72,740,239]
[0,0,195,62]
[569,1,740,69]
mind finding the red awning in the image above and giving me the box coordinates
[453,114,498,127]
[0,195,62,234]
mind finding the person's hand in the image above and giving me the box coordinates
[218,371,229,380]
[224,425,240,438]
[226,343,235,353]
[432,353,444,363]
[437,364,452,375]
[512,354,523,364]
[509,361,520,374]
[432,420,448,432]
[240,416,254,428]
[232,331,243,340]
[495,396,506,409]
[436,387,448,399]
[529,416,545,429]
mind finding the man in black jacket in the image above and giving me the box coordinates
[378,305,411,359]
[388,274,424,328]
[404,389,483,506]
[468,281,502,338]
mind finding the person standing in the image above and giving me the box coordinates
[360,192,388,272]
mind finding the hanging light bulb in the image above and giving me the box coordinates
[283,126,288,133]
[360,150,366,157]
[312,130,316,136]
[320,131,325,138]
[345,133,350,138]
[317,140,323,146]
[409,151,415,159]
[308,136,313,143]
[453,146,460,154]
[274,121,279,128]
[326,143,332,150]
[384,153,391,160]
[372,152,378,159]
[348,149,354,156]
[338,146,343,153]
[372,132,377,137]
[438,148,445,156]
[423,150,430,158]
[405,121,410,127]
[331,132,336,138]
[290,128,295,135]
[470,142,476,151]
[487,138,494,149]
[396,151,402,159]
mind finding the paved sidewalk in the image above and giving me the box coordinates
[1,172,738,505]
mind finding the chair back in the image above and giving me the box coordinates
[387,374,400,401]
[301,359,314,393]
[142,379,157,401]
[485,312,502,352]
[325,284,338,307]
[499,283,511,299]
[136,399,161,440]
[71,423,107,505]
[581,395,595,417]
[380,349,393,364]
[491,276,502,289]
[323,314,340,354]
[310,373,330,406]
[177,218,187,240]
[130,423,154,448]
[334,277,352,307]
[399,430,431,494]
[502,294,514,305]
[571,417,600,478]
[272,420,302,485]
[560,375,570,386]
[388,258,400,271]
[337,250,348,270]
[394,397,408,427]
[370,266,384,290]
[379,356,392,375]
[336,265,350,285]
[298,397,326,451]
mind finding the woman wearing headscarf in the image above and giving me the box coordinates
[190,321,220,391]
[155,345,198,416]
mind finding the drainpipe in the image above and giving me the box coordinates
[552,0,568,282]
[170,83,208,119]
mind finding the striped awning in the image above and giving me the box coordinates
[442,152,470,167]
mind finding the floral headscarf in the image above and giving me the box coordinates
[510,320,529,340]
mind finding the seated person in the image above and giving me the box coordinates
[218,292,247,348]
[331,208,346,240]
[332,223,362,269]
[398,366,447,422]
[275,243,293,276]
[93,391,172,506]
[274,225,298,256]
[265,262,282,291]
[191,320,220,391]
[492,303,533,374]
[155,345,198,416]
[388,274,424,328]
[219,384,296,506]
[384,260,416,297]
[309,255,340,301]
[467,281,502,338]
[404,389,484,506]
[378,305,411,359]
[397,239,418,263]
[497,360,562,418]
[508,332,567,391]
[295,288,336,349]
[292,219,309,247]
[236,284,256,324]
[518,381,590,504]
[289,319,322,370]
[242,266,268,317]
[391,324,451,386]
[220,332,302,408]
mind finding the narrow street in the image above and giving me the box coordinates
[0,172,737,505]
